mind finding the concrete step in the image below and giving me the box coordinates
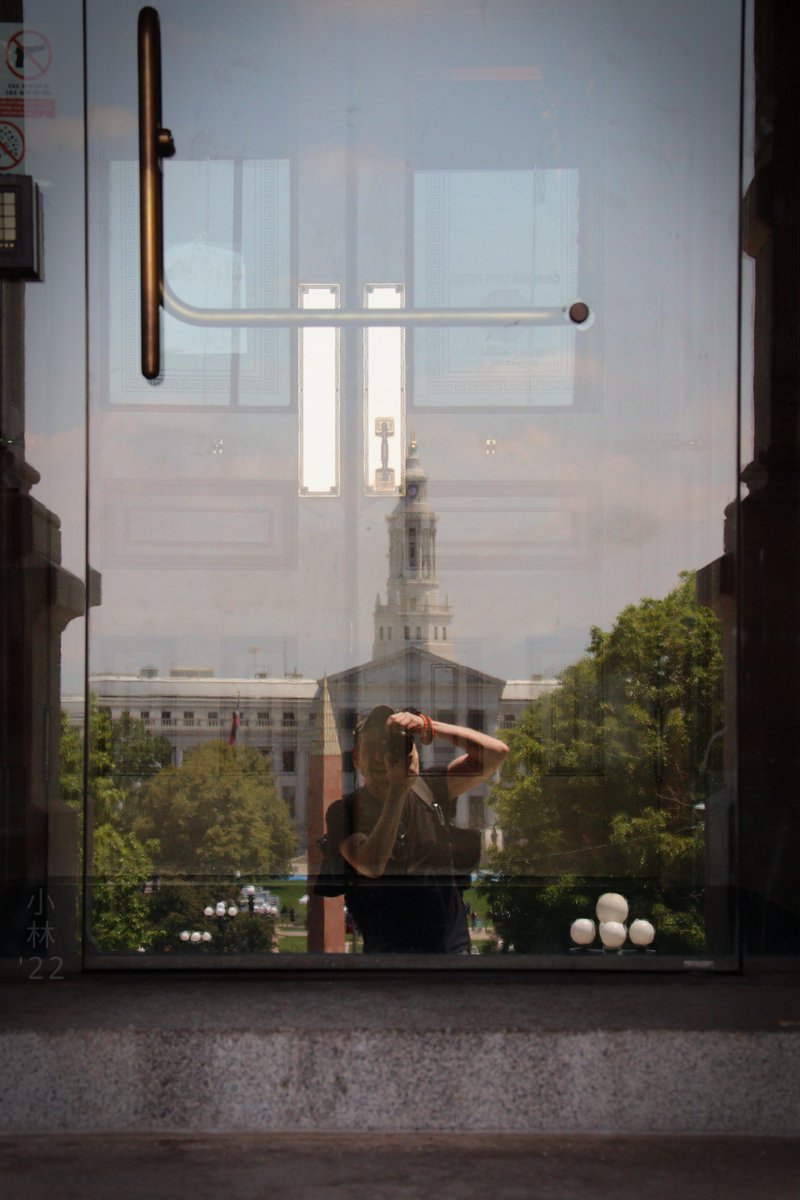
[2,1132,800,1200]
[1,974,799,1136]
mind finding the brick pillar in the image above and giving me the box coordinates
[306,678,345,952]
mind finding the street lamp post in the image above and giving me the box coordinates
[181,889,277,953]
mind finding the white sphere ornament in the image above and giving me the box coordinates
[596,892,629,924]
[179,930,190,942]
[570,918,596,946]
[201,931,212,942]
[215,902,226,916]
[227,905,238,917]
[599,921,627,949]
[190,931,202,943]
[629,919,655,947]
[203,906,214,917]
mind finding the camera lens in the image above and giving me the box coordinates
[385,725,412,763]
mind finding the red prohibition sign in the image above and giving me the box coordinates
[0,120,25,171]
[5,29,53,81]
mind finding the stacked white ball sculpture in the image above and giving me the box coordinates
[569,893,655,952]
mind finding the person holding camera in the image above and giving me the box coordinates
[315,705,507,954]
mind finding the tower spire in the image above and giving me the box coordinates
[372,440,454,660]
[307,677,345,953]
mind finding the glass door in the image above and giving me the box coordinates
[84,0,742,966]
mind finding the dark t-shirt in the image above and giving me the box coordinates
[323,773,471,954]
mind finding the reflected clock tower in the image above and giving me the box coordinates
[372,440,454,661]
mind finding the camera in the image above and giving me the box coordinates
[355,704,415,765]
[380,722,414,765]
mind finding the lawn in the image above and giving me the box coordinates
[263,879,310,919]
[277,933,308,953]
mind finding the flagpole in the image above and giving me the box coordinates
[228,692,241,747]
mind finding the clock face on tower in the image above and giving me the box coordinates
[406,483,419,499]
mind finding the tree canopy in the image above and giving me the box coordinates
[61,696,172,825]
[132,741,295,878]
[60,699,169,951]
[61,706,293,952]
[108,711,172,818]
[482,573,723,952]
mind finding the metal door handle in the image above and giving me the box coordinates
[138,6,175,380]
[163,275,585,329]
[137,7,590,378]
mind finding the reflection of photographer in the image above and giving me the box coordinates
[314,706,507,954]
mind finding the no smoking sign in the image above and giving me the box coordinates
[0,120,24,170]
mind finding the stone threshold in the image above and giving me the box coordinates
[1,973,798,1136]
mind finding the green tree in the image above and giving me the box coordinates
[83,693,125,824]
[109,711,172,829]
[61,699,166,952]
[62,695,167,826]
[61,709,291,953]
[59,709,83,811]
[132,741,295,878]
[89,824,160,952]
[482,574,723,953]
[144,881,277,955]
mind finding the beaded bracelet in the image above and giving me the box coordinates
[419,713,435,745]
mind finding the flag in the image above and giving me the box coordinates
[228,710,240,746]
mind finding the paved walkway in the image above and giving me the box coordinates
[2,1132,799,1199]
